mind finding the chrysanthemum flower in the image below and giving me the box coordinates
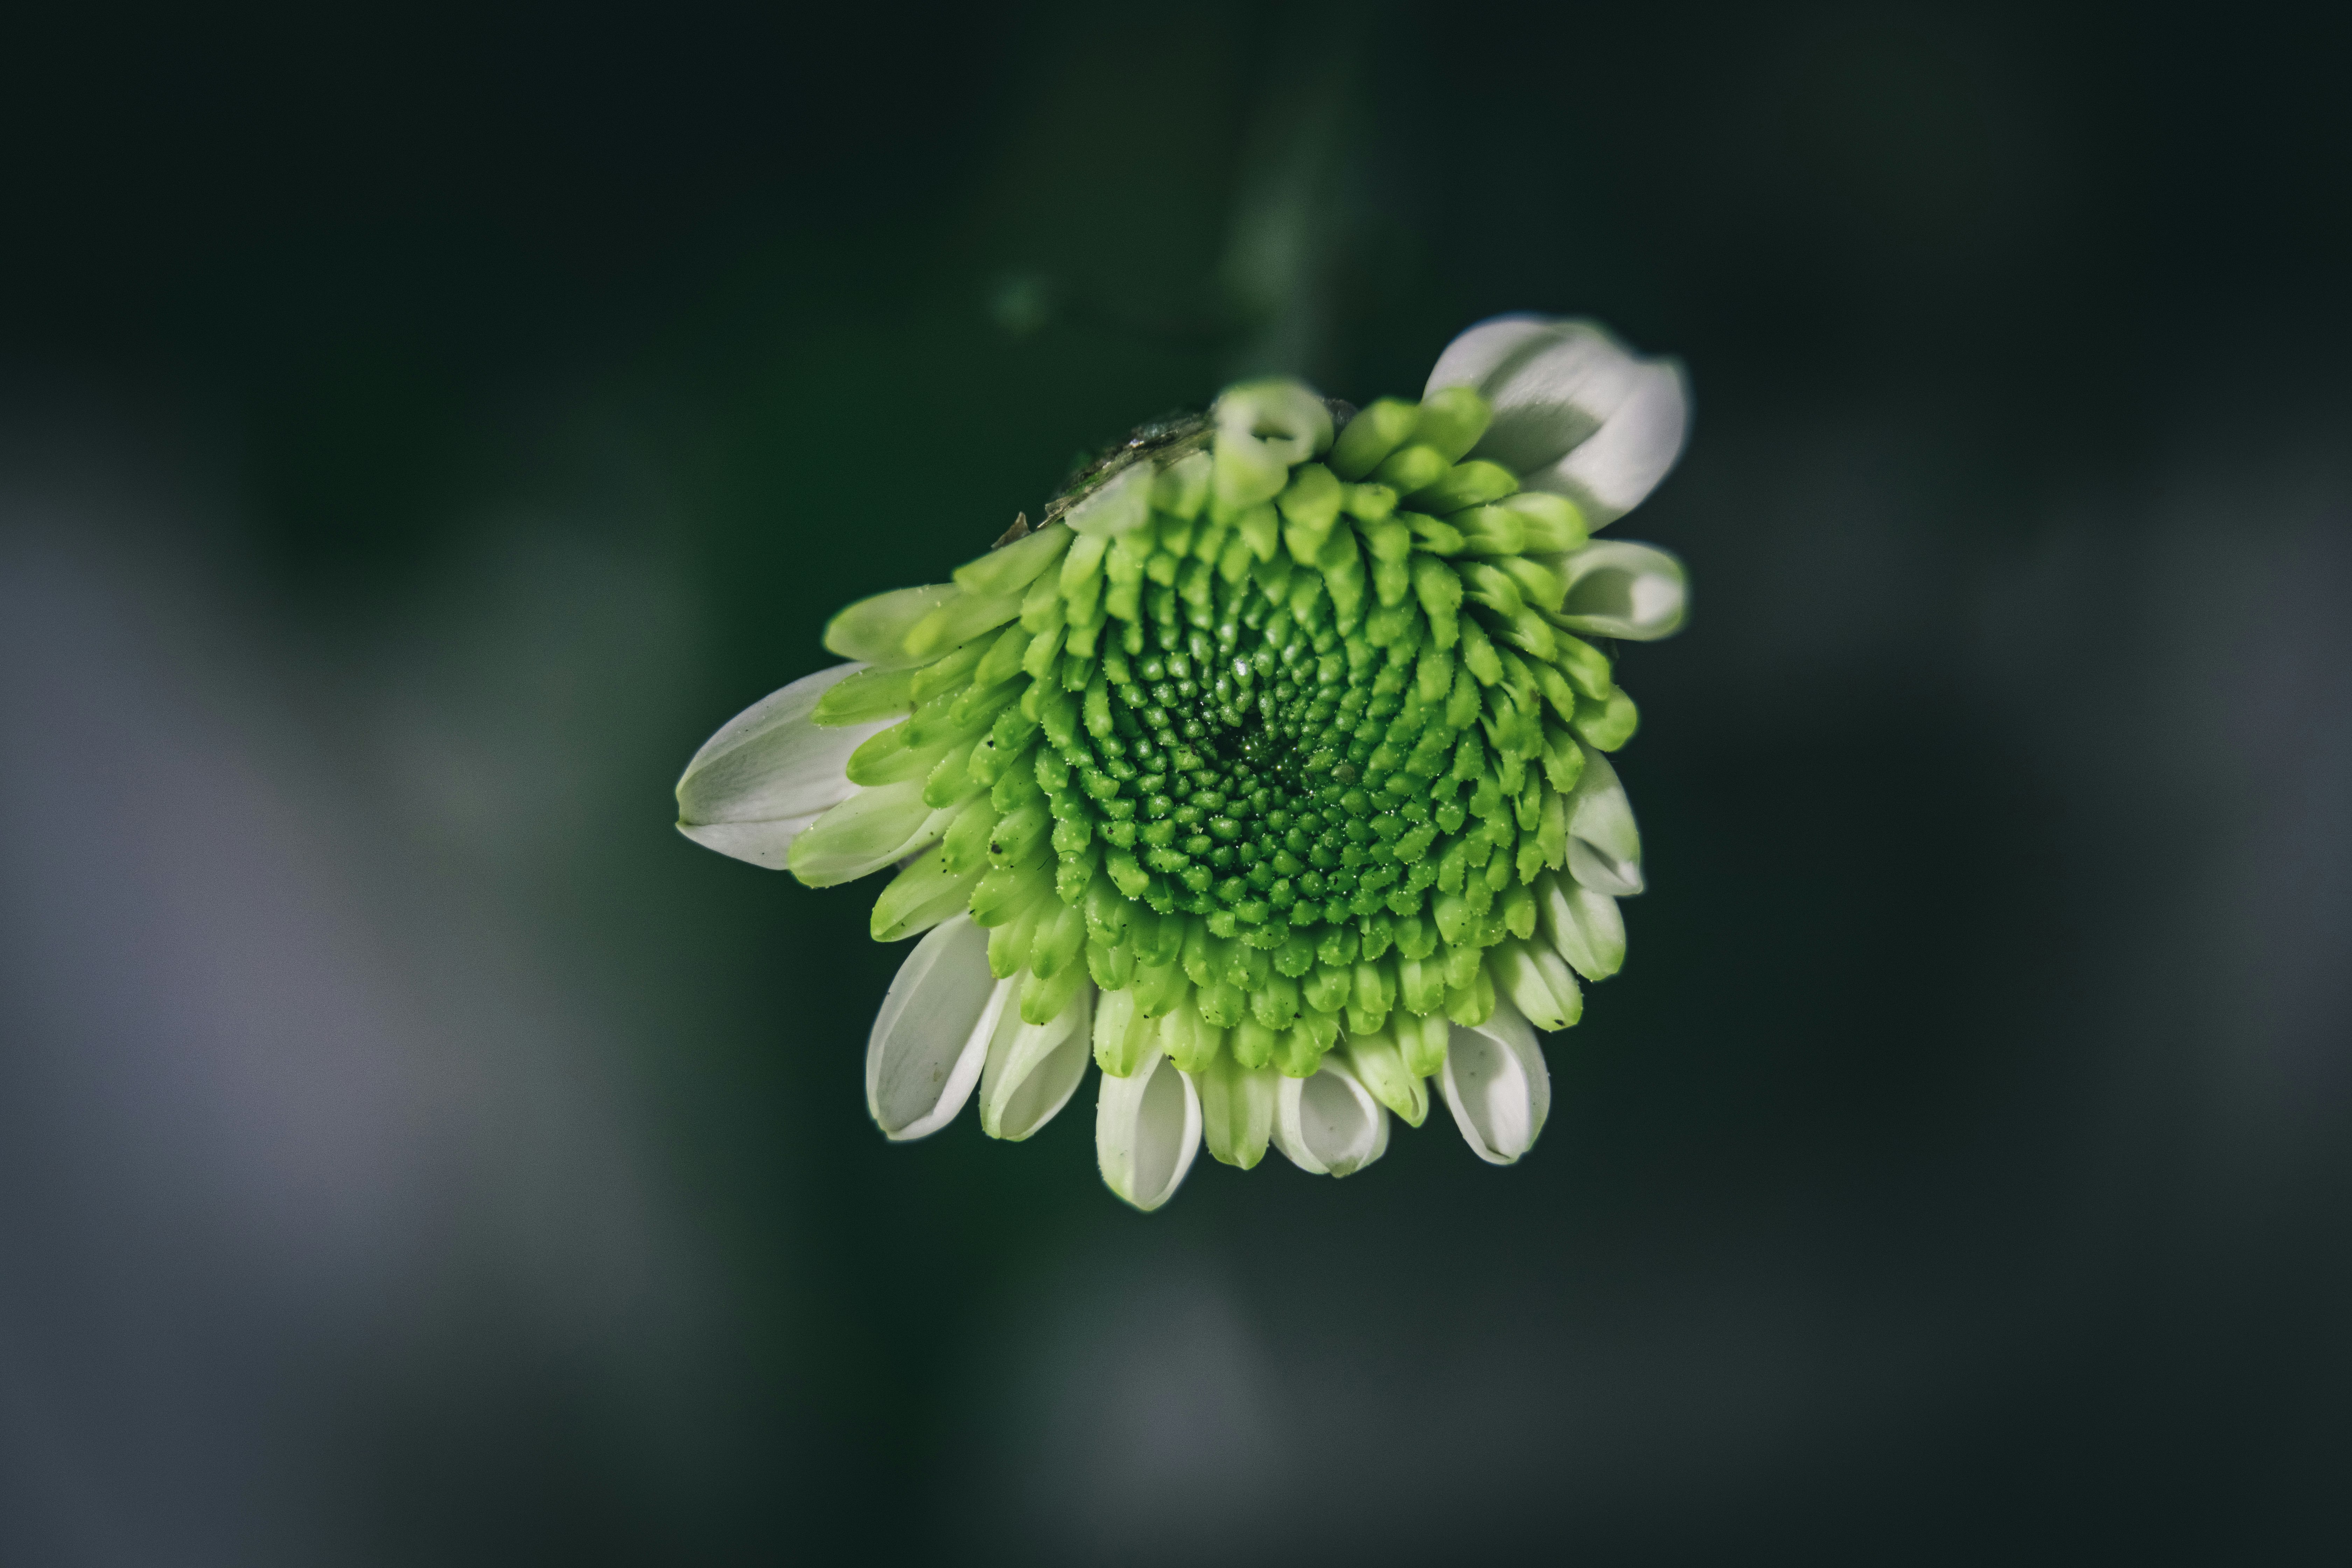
[676,316,1690,1209]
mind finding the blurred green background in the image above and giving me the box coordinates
[3,2,2348,1563]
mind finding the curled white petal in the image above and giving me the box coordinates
[1213,379,1334,512]
[1341,1028,1429,1128]
[866,915,1001,1141]
[1272,1054,1391,1178]
[1552,540,1687,641]
[1422,316,1564,402]
[674,663,886,868]
[1493,939,1583,1033]
[1536,870,1625,981]
[1214,378,1332,467]
[1439,994,1551,1166]
[1424,315,1690,525]
[1096,1051,1202,1212]
[1565,743,1644,897]
[979,978,1095,1141]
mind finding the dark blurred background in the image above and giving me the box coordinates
[4,2,2348,1562]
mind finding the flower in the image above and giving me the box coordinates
[676,315,1691,1209]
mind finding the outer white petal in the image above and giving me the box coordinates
[1520,358,1688,526]
[1421,315,1564,405]
[1424,316,1690,526]
[866,915,1002,1141]
[1272,1055,1391,1178]
[1439,994,1551,1166]
[677,811,829,867]
[1096,1051,1203,1212]
[1565,743,1644,897]
[1552,540,1688,641]
[979,979,1095,1141]
[674,663,888,868]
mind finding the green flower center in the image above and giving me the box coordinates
[1098,577,1402,912]
[810,379,1643,1084]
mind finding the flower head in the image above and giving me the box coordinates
[677,316,1690,1209]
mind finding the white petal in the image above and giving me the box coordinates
[1272,1055,1391,1178]
[1197,1052,1279,1169]
[979,978,1095,1141]
[1096,1051,1203,1212]
[1536,870,1625,981]
[1493,939,1583,1033]
[866,915,1001,1141]
[1341,1028,1429,1127]
[785,778,936,887]
[1439,994,1551,1165]
[1421,314,1564,403]
[674,663,888,868]
[1213,379,1334,512]
[1214,378,1332,468]
[1552,540,1688,641]
[1564,743,1644,896]
[1424,317,1690,526]
[675,811,824,868]
[1519,359,1688,526]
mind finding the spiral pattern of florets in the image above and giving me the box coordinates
[803,379,1639,1085]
